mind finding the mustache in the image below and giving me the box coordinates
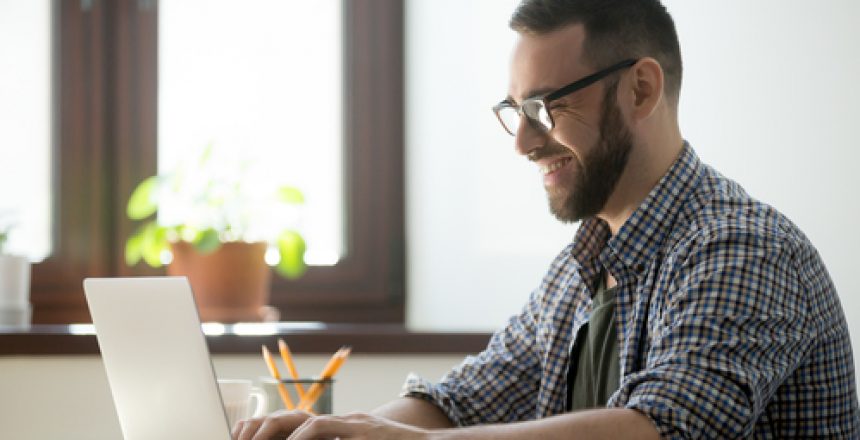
[527,141,571,162]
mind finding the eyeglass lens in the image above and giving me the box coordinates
[497,100,552,136]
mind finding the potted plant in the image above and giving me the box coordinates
[124,145,307,322]
[0,218,32,327]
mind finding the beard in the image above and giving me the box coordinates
[544,82,633,223]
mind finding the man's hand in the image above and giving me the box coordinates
[232,409,312,440]
[232,410,430,440]
[288,412,429,439]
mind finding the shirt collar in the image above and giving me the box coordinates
[571,142,702,280]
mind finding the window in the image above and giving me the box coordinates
[0,0,52,262]
[158,0,344,265]
[30,0,405,324]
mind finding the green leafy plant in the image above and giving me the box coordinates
[0,228,9,254]
[0,213,13,254]
[124,145,307,279]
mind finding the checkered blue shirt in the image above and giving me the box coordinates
[403,143,860,438]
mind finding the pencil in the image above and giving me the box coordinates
[297,346,352,411]
[278,339,307,400]
[262,346,295,410]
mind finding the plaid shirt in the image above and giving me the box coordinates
[403,144,860,438]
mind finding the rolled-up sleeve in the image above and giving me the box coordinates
[401,288,546,426]
[613,226,815,438]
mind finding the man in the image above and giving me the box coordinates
[235,0,860,438]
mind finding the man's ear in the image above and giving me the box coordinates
[625,57,664,122]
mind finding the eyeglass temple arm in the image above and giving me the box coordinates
[545,59,638,101]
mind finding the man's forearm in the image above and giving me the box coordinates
[371,397,455,430]
[370,397,660,439]
[429,408,659,440]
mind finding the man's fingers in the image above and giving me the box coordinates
[285,412,427,440]
[232,410,313,440]
[231,419,245,439]
[252,413,304,440]
[234,417,264,440]
[231,419,244,438]
[288,415,362,440]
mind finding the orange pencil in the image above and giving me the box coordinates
[262,346,295,410]
[297,346,351,411]
[278,339,307,400]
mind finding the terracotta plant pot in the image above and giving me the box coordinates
[167,241,272,322]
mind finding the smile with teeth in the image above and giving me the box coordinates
[540,157,572,175]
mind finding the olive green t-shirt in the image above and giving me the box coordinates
[567,276,620,411]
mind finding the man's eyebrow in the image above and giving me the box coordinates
[525,87,556,99]
[503,87,558,104]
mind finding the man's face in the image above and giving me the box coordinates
[507,25,633,223]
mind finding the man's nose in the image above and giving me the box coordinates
[513,117,546,157]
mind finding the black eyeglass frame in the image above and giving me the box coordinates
[492,58,639,136]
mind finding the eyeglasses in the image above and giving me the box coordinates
[492,59,638,136]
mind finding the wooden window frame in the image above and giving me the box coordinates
[32,0,406,324]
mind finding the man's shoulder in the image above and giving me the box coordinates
[669,165,809,259]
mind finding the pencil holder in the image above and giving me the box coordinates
[259,377,334,415]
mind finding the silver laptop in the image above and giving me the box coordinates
[84,277,232,440]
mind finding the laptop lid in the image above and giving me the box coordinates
[84,277,231,440]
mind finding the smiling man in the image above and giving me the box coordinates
[234,1,860,438]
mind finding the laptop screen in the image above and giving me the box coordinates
[84,277,232,440]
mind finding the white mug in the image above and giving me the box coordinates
[217,379,268,429]
[0,254,30,308]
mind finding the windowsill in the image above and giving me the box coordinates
[0,323,492,355]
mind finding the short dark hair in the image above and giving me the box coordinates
[510,0,682,105]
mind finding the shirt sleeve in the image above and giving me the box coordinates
[613,225,817,438]
[400,287,545,426]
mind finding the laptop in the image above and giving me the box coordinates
[84,277,233,440]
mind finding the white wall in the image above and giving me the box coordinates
[405,0,575,333]
[405,0,860,379]
[0,354,463,439]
